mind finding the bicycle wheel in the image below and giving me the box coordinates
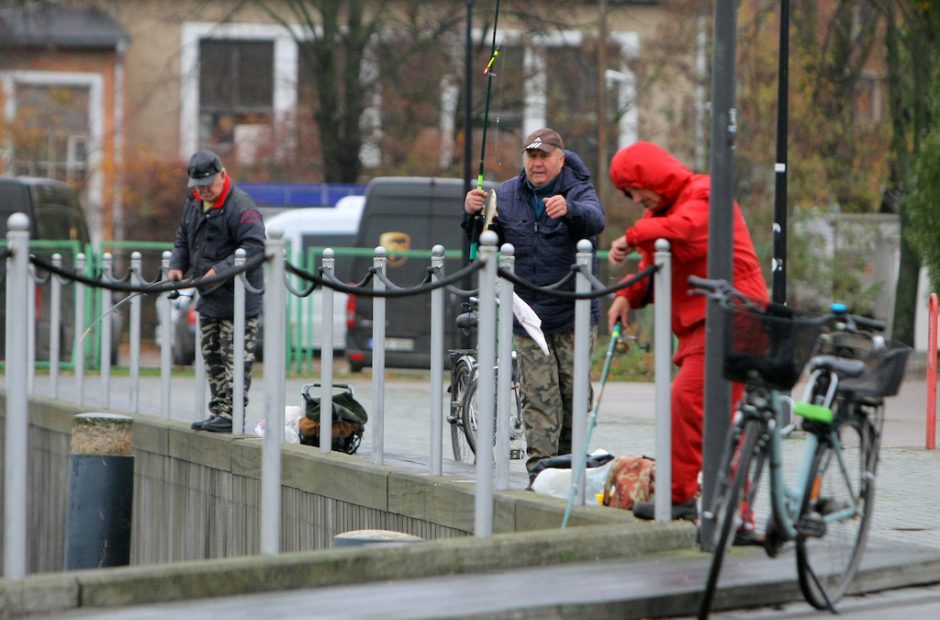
[796,412,876,610]
[448,357,476,462]
[700,418,766,619]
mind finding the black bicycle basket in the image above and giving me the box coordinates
[834,342,912,398]
[721,300,825,390]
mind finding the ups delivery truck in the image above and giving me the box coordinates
[344,177,495,371]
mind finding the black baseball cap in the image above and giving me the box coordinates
[187,150,223,188]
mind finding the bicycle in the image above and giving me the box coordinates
[446,297,525,463]
[691,276,911,618]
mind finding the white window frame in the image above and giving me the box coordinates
[180,22,299,160]
[0,70,104,241]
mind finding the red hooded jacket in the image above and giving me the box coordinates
[609,142,767,361]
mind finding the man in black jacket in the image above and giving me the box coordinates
[169,150,266,433]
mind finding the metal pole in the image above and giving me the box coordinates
[571,240,593,506]
[27,262,35,395]
[654,239,673,523]
[430,245,445,475]
[5,212,30,579]
[261,229,286,556]
[50,253,62,399]
[194,293,205,419]
[159,251,172,420]
[702,0,738,549]
[100,252,113,409]
[474,231,498,537]
[75,253,86,405]
[234,249,246,436]
[320,249,336,455]
[772,0,790,305]
[496,243,515,490]
[371,247,387,465]
[461,0,475,350]
[129,252,141,412]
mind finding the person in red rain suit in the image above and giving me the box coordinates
[606,141,768,521]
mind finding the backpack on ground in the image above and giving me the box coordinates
[299,383,368,455]
[602,455,656,510]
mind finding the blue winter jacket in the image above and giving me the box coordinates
[491,150,605,335]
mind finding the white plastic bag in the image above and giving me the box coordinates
[531,457,613,500]
[253,405,303,444]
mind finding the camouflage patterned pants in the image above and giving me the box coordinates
[514,328,595,473]
[200,316,259,419]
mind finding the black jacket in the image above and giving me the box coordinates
[170,184,266,319]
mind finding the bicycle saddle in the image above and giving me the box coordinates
[808,354,866,378]
[456,312,478,330]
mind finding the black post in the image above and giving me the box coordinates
[701,0,737,551]
[461,0,474,349]
[64,413,134,569]
[772,0,790,305]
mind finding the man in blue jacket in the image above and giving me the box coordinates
[464,128,606,480]
[169,150,266,433]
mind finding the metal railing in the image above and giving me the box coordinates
[3,213,674,575]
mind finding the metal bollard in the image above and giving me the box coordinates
[261,228,286,556]
[129,252,142,412]
[474,231,498,537]
[571,239,593,506]
[371,247,387,465]
[51,253,63,399]
[320,248,336,454]
[5,213,30,580]
[430,246,445,476]
[496,244,515,490]
[653,239,672,523]
[75,253,87,405]
[234,249,246,435]
[64,413,134,570]
[100,252,113,409]
[159,251,172,420]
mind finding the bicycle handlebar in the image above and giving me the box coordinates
[686,275,886,336]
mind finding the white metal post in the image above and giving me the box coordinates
[100,252,113,409]
[654,239,673,523]
[496,244,515,490]
[430,245,445,476]
[261,229,286,556]
[129,252,141,412]
[4,213,30,579]
[474,231,498,537]
[571,239,593,506]
[75,253,86,405]
[159,251,172,420]
[233,249,246,435]
[50,253,62,399]
[371,247,387,465]
[320,249,336,454]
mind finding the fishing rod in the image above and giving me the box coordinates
[469,0,501,261]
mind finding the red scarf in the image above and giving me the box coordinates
[194,172,232,208]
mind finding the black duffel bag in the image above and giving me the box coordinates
[299,383,368,454]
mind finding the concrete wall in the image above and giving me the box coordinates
[1,393,642,575]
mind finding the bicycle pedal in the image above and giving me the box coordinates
[446,414,460,426]
[795,514,827,538]
[509,449,524,460]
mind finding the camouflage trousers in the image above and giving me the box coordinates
[514,328,595,473]
[200,316,259,419]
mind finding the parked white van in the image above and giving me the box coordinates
[266,199,364,352]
